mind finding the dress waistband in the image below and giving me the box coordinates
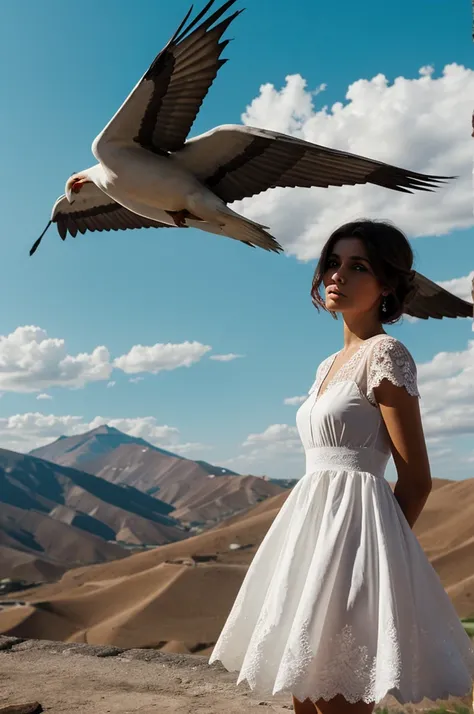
[305,446,389,478]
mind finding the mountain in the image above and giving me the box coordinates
[0,427,289,583]
[1,476,473,652]
[0,447,190,582]
[29,425,184,468]
[29,426,287,527]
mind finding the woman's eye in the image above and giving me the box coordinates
[353,264,367,271]
[326,260,338,268]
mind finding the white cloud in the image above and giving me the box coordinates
[222,424,304,478]
[36,393,52,400]
[0,327,214,393]
[170,441,210,455]
[243,423,303,454]
[417,340,474,439]
[0,412,209,457]
[403,315,420,324]
[284,395,307,406]
[428,446,454,461]
[209,353,244,362]
[1,413,90,452]
[218,424,305,477]
[0,326,112,393]
[417,342,473,383]
[129,376,144,383]
[437,271,474,304]
[234,64,473,261]
[114,341,211,374]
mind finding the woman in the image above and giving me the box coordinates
[208,219,474,713]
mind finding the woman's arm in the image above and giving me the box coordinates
[374,377,432,529]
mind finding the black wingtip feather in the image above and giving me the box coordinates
[140,0,244,153]
[176,0,216,41]
[367,164,457,194]
[57,218,67,240]
[145,2,242,83]
[170,4,195,45]
[174,0,241,45]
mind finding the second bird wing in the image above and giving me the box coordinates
[405,272,473,320]
[177,124,454,203]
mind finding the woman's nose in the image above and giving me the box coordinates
[331,269,346,283]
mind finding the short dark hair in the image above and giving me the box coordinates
[310,219,416,325]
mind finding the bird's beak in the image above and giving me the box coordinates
[66,186,74,204]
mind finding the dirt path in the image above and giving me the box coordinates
[0,638,291,714]
[0,637,472,714]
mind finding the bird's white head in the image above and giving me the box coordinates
[65,173,90,203]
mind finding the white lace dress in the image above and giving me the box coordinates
[208,334,474,706]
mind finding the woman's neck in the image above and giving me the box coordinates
[341,316,386,352]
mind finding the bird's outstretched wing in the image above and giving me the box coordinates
[405,272,473,319]
[176,124,454,202]
[29,180,279,255]
[29,184,172,256]
[92,1,242,160]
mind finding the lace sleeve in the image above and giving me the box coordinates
[367,337,420,405]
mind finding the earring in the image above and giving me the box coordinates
[382,296,388,313]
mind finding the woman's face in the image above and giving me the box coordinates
[322,237,385,317]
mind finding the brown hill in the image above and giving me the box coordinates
[28,424,192,470]
[29,424,238,480]
[84,443,286,525]
[0,475,473,654]
[0,543,66,584]
[30,426,287,527]
[0,500,128,583]
[0,448,190,582]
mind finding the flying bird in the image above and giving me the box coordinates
[405,272,473,320]
[31,0,454,261]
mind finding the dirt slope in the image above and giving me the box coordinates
[0,476,473,653]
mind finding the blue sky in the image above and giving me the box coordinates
[0,0,472,481]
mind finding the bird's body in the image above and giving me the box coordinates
[28,0,473,320]
[91,144,206,213]
[84,145,274,248]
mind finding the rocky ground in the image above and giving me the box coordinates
[0,636,472,714]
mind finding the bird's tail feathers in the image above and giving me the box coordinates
[216,204,270,230]
[218,211,283,253]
